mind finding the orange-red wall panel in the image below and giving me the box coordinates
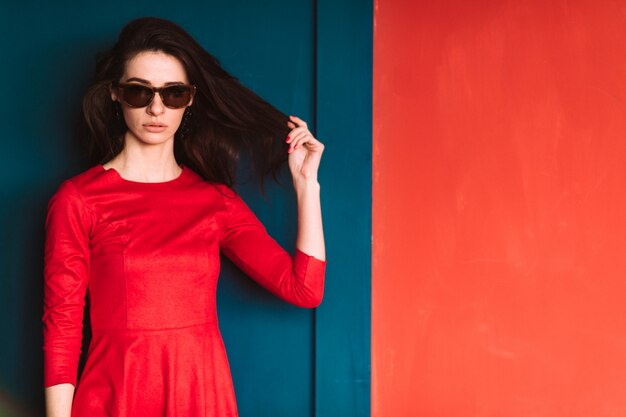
[373,1,626,415]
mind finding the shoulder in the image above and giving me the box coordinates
[210,183,248,207]
[182,167,239,201]
[51,165,109,197]
[212,183,238,200]
[46,170,99,232]
[49,166,98,200]
[47,165,107,216]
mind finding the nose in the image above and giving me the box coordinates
[146,91,166,116]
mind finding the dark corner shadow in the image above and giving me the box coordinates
[0,37,111,416]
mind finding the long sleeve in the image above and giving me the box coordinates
[42,180,92,388]
[218,186,326,308]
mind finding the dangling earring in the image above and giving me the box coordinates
[114,102,121,119]
[114,102,125,127]
[112,102,126,138]
[179,107,192,140]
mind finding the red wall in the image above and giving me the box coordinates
[372,1,626,415]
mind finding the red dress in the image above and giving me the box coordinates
[42,164,326,417]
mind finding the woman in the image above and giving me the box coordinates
[43,17,325,417]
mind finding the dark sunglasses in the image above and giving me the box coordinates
[116,83,196,109]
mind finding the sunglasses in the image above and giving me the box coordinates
[116,83,196,109]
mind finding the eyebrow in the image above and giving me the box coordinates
[124,77,185,86]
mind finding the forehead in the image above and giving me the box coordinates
[123,51,188,84]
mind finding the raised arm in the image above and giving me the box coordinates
[286,115,326,261]
[219,116,326,308]
[42,180,92,416]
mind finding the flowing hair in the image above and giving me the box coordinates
[79,17,290,188]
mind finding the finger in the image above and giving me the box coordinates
[306,138,324,148]
[290,132,313,150]
[287,121,297,129]
[300,137,324,153]
[289,115,308,128]
[290,130,310,144]
[288,138,308,153]
[286,127,309,143]
[294,137,324,154]
[288,138,306,154]
[302,138,324,152]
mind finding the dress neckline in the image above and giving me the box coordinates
[99,164,187,187]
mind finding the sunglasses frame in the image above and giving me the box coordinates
[116,82,197,109]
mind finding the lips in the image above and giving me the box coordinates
[143,123,168,133]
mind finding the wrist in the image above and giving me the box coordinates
[293,177,320,193]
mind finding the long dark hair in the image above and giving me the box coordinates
[79,17,290,187]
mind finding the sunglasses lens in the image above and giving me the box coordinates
[119,84,194,108]
[161,85,193,108]
[122,85,153,107]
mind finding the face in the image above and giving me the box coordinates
[111,51,193,147]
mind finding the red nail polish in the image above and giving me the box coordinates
[286,136,290,142]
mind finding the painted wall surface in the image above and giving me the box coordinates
[373,1,626,416]
[1,1,371,416]
[315,1,372,416]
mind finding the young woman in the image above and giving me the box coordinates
[43,17,326,417]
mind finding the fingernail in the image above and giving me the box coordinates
[286,136,290,142]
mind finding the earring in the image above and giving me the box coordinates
[114,102,122,121]
[113,102,127,134]
[179,107,192,140]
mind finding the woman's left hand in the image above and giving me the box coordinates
[286,115,325,184]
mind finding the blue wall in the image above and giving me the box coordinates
[0,1,371,416]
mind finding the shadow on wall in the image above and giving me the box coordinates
[0,35,106,415]
[1,187,48,417]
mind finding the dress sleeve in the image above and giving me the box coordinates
[42,180,92,388]
[218,186,326,308]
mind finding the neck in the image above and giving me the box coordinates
[103,133,182,183]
